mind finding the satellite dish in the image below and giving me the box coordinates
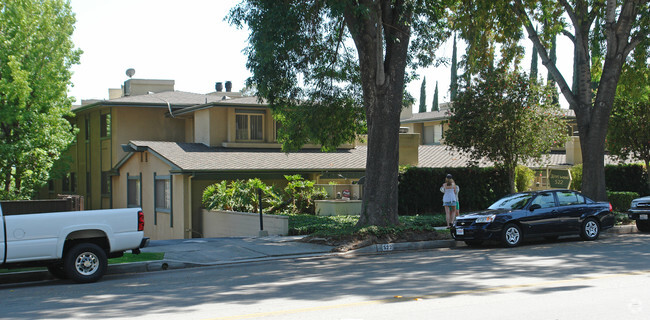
[126,68,135,78]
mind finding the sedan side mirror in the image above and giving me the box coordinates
[529,204,541,211]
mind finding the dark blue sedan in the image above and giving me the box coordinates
[451,190,615,247]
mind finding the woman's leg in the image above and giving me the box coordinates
[444,205,452,226]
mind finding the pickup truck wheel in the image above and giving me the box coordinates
[636,220,650,232]
[580,218,600,241]
[47,264,68,279]
[64,243,107,283]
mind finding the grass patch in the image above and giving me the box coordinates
[288,214,447,238]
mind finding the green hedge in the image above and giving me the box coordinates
[398,167,510,215]
[605,164,648,196]
[607,191,639,212]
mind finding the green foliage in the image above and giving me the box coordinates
[570,164,583,192]
[432,81,439,111]
[398,166,510,215]
[202,175,327,215]
[606,41,650,192]
[0,0,81,199]
[419,77,427,113]
[515,165,534,192]
[607,191,640,212]
[604,164,649,196]
[228,0,452,227]
[201,179,277,213]
[288,214,447,237]
[444,69,568,193]
[283,175,328,214]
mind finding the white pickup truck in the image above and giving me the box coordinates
[1,200,149,283]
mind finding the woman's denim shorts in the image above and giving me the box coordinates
[443,201,457,207]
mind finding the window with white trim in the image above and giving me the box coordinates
[127,174,141,207]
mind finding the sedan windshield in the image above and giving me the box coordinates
[488,193,533,210]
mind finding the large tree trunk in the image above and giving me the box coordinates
[344,1,411,226]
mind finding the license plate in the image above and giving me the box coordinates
[456,228,464,235]
[641,214,648,220]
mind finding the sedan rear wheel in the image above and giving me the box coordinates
[636,220,650,233]
[580,218,600,241]
[501,223,522,247]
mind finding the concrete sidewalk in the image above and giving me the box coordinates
[0,225,639,285]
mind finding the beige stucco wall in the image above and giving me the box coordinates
[113,151,186,240]
[202,209,288,237]
[112,107,186,163]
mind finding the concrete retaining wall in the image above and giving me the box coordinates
[201,209,288,237]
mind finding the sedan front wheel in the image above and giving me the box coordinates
[501,223,522,247]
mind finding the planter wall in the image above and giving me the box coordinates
[314,200,362,216]
[201,209,288,237]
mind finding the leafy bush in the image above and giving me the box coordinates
[398,166,510,215]
[515,165,535,192]
[202,175,326,214]
[605,164,648,196]
[607,191,639,212]
[282,175,328,214]
[288,214,447,236]
[570,164,582,191]
[201,178,277,213]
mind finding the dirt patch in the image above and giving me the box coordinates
[300,229,453,252]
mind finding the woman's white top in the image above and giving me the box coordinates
[440,184,459,202]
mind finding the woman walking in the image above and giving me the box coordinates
[440,174,459,227]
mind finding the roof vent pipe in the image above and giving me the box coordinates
[215,82,223,92]
[225,81,232,92]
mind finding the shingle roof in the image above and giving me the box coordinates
[127,141,367,172]
[120,141,625,173]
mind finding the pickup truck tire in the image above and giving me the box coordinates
[637,220,650,233]
[47,263,68,279]
[64,243,107,283]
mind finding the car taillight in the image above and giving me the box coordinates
[608,203,613,212]
[138,210,145,231]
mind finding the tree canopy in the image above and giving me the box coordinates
[453,0,649,201]
[445,70,568,193]
[0,0,81,199]
[606,41,650,189]
[229,0,451,226]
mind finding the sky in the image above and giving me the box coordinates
[68,0,572,109]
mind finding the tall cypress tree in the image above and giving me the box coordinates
[450,33,458,101]
[530,31,538,81]
[432,81,439,111]
[418,77,427,112]
[547,33,559,105]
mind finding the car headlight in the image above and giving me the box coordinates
[475,215,496,223]
[630,200,639,209]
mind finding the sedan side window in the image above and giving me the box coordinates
[557,191,581,206]
[531,193,556,208]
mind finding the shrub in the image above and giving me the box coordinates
[515,165,535,192]
[607,191,639,212]
[570,164,582,191]
[202,178,277,213]
[202,175,326,215]
[398,166,510,215]
[288,214,448,236]
[605,163,648,196]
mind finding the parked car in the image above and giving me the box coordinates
[451,190,615,247]
[628,196,650,232]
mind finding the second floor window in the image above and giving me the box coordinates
[236,112,264,141]
[100,113,111,138]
